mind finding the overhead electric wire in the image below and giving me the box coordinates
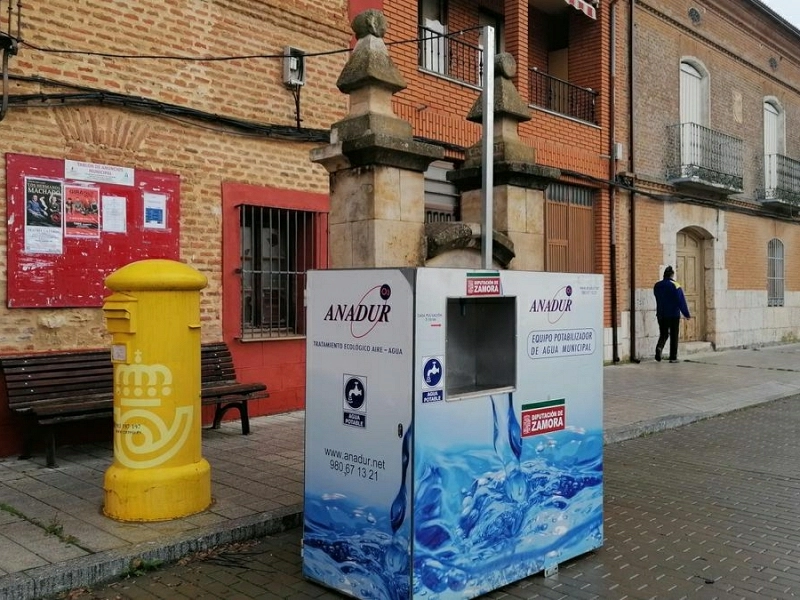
[18,39,353,61]
[16,27,481,61]
[11,27,792,220]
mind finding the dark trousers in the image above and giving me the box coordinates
[656,317,680,360]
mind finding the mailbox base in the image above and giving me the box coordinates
[103,459,212,522]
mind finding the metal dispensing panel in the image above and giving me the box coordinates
[303,268,604,599]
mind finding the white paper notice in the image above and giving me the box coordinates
[143,193,167,229]
[102,195,127,233]
[24,177,64,254]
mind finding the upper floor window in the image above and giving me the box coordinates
[768,238,784,307]
[419,0,447,75]
[680,60,708,126]
[678,60,710,170]
[763,99,785,197]
[239,205,316,338]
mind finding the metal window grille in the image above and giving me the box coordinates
[239,205,315,339]
[547,182,594,206]
[768,238,784,307]
[424,161,459,222]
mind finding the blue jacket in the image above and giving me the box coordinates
[653,277,691,319]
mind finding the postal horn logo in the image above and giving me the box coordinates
[529,285,574,324]
[323,283,392,338]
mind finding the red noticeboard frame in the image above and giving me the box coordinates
[6,153,181,308]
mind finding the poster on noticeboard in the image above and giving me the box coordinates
[64,185,101,239]
[24,177,64,254]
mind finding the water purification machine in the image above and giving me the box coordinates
[303,268,603,599]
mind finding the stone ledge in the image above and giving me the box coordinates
[424,221,515,267]
[448,161,560,192]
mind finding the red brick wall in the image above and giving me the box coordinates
[383,1,614,323]
[0,0,350,457]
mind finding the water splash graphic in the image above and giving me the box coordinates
[390,423,412,533]
[303,394,602,599]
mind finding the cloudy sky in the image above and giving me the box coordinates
[760,0,800,28]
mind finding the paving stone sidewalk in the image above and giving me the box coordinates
[50,392,800,599]
[2,343,800,600]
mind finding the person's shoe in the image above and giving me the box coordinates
[669,359,679,363]
[655,348,662,362]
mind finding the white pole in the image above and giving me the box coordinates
[481,26,495,270]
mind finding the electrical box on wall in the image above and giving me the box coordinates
[283,47,306,87]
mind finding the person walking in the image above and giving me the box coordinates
[653,265,691,363]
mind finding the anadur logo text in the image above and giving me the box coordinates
[529,285,574,324]
[323,283,392,338]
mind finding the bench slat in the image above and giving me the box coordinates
[1,342,269,466]
[201,383,268,399]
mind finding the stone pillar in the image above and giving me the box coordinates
[311,10,442,268]
[448,53,559,271]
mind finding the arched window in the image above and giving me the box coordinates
[679,60,709,174]
[680,61,708,126]
[763,99,785,199]
[768,238,785,307]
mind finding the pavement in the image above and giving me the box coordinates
[2,343,800,600]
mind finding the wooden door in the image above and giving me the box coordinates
[676,231,704,341]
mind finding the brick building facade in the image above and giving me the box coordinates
[626,0,800,357]
[0,0,350,457]
[3,0,800,459]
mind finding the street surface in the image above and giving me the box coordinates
[52,395,800,599]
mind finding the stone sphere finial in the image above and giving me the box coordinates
[496,53,517,79]
[352,9,388,39]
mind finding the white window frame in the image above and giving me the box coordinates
[768,238,785,307]
[763,98,785,198]
[420,0,447,75]
[679,59,710,173]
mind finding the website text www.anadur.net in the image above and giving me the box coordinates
[324,447,387,481]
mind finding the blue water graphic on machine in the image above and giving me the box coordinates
[303,393,603,599]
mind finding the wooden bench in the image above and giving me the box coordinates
[0,342,268,467]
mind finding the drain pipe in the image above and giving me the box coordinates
[609,0,620,363]
[628,0,639,363]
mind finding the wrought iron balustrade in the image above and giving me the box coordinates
[528,68,597,123]
[759,154,800,206]
[666,122,743,193]
[418,26,483,88]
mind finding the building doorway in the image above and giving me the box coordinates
[676,229,704,342]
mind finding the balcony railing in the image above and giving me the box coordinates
[758,153,800,206]
[418,26,483,88]
[666,122,744,193]
[528,68,597,124]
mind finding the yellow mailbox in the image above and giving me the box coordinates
[102,259,211,521]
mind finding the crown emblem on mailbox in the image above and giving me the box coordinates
[116,350,172,401]
[113,349,192,469]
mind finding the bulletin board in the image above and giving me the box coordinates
[6,153,181,308]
